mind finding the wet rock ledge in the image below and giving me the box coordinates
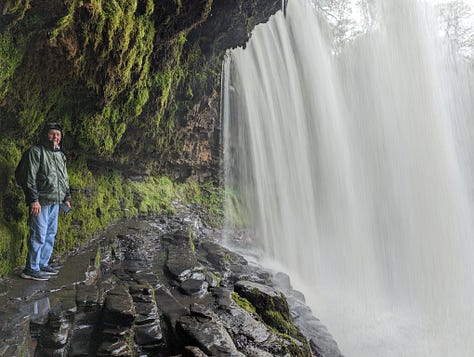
[0,205,342,357]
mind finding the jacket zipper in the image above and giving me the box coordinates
[53,152,61,204]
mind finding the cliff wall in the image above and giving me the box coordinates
[1,0,281,178]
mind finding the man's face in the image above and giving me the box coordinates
[48,129,62,148]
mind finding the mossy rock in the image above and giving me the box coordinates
[234,280,312,356]
[234,280,291,322]
[231,291,257,314]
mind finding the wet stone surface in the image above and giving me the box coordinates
[0,204,343,356]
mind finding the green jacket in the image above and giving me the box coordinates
[23,143,71,205]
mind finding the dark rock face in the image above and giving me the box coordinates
[0,205,344,356]
[173,0,283,180]
[190,0,283,55]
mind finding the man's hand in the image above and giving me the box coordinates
[30,202,41,216]
[63,201,71,208]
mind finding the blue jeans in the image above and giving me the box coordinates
[26,205,59,271]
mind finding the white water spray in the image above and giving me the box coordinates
[223,0,474,356]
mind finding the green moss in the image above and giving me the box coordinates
[0,217,28,276]
[203,0,213,18]
[200,180,223,222]
[0,31,23,102]
[275,333,310,357]
[129,176,175,214]
[233,287,308,354]
[188,229,195,253]
[174,0,183,14]
[148,30,198,156]
[1,0,223,169]
[0,138,27,275]
[0,224,14,274]
[236,286,311,355]
[45,0,157,157]
[2,0,30,26]
[94,246,101,268]
[263,307,312,356]
[232,291,257,314]
[174,178,223,226]
[265,310,299,336]
[209,271,222,287]
[49,0,80,41]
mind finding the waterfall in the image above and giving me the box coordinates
[222,0,474,356]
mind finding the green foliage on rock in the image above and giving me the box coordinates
[263,304,312,356]
[232,288,311,356]
[0,0,218,163]
[0,31,22,102]
[234,282,312,356]
[129,176,175,215]
[0,138,27,275]
[177,178,224,226]
[266,309,299,336]
[0,0,30,30]
[66,0,156,156]
[232,291,257,314]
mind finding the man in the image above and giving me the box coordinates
[19,123,71,281]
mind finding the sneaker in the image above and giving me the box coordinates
[40,266,59,275]
[20,269,50,281]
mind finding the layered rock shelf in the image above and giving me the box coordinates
[0,204,342,356]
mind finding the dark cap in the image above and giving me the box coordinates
[45,123,63,132]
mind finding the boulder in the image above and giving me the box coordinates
[69,324,95,356]
[102,286,136,326]
[96,339,132,356]
[164,232,199,281]
[154,286,189,329]
[179,279,209,296]
[233,280,312,356]
[183,345,209,356]
[177,315,244,356]
[134,322,163,348]
[76,284,103,310]
[234,280,291,322]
